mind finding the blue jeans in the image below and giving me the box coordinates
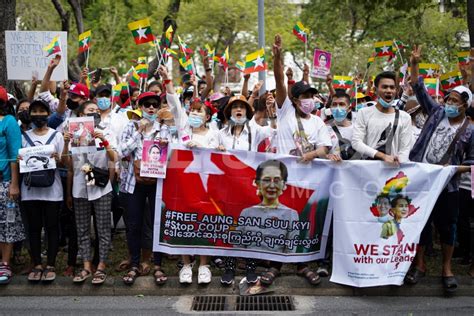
[124,183,162,267]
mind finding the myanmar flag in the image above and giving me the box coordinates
[374,41,393,57]
[367,53,375,69]
[293,21,309,43]
[112,83,128,102]
[457,51,470,66]
[177,35,194,56]
[165,48,178,59]
[424,78,438,95]
[243,48,267,74]
[418,63,440,78]
[217,47,229,70]
[236,61,245,72]
[399,63,409,82]
[43,36,61,57]
[135,63,148,79]
[440,71,462,91]
[129,68,141,87]
[128,18,155,45]
[78,30,91,53]
[137,56,147,64]
[179,57,193,74]
[332,76,354,90]
[162,25,174,48]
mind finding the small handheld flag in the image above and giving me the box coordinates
[440,71,462,90]
[78,30,91,53]
[43,36,61,57]
[243,48,267,74]
[128,18,155,45]
[293,22,309,43]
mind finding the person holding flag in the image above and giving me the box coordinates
[406,45,474,293]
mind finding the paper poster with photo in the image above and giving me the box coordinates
[140,140,168,178]
[311,49,332,79]
[4,31,68,81]
[19,144,56,173]
[68,117,97,154]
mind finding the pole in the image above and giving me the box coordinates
[257,0,266,95]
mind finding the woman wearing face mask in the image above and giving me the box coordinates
[326,90,355,161]
[16,99,31,131]
[20,99,67,283]
[119,92,167,286]
[158,66,218,284]
[65,101,116,285]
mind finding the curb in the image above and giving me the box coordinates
[1,276,473,297]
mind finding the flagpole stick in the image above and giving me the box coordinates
[436,77,440,97]
[86,46,90,70]
[393,40,405,66]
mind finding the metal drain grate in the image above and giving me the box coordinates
[191,295,227,311]
[236,295,295,311]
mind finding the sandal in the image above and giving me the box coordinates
[91,269,107,285]
[297,267,321,286]
[115,260,130,272]
[404,267,425,285]
[28,267,43,282]
[41,266,56,282]
[123,267,140,285]
[442,276,458,293]
[153,268,167,285]
[260,267,280,286]
[0,264,13,285]
[73,269,92,283]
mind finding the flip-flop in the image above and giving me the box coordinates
[442,276,458,293]
[41,267,56,282]
[153,268,167,285]
[28,268,43,282]
[404,267,425,285]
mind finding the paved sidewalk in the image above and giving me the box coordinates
[1,276,473,296]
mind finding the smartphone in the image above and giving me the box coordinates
[93,68,102,83]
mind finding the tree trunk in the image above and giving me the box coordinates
[0,0,16,90]
[468,0,474,47]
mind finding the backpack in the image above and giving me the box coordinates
[22,130,58,189]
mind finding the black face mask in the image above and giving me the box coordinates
[30,115,49,128]
[87,112,101,127]
[18,111,31,125]
[67,98,80,110]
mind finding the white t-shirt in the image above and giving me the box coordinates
[72,150,112,201]
[276,97,332,155]
[423,117,462,164]
[218,118,273,151]
[21,128,64,201]
[351,106,413,162]
[327,124,353,155]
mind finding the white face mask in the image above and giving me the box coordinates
[230,116,247,125]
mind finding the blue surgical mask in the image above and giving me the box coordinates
[188,114,203,128]
[355,103,365,112]
[444,103,460,118]
[169,126,177,134]
[331,107,348,122]
[230,116,247,125]
[142,111,157,122]
[378,97,394,108]
[314,102,322,110]
[97,97,111,111]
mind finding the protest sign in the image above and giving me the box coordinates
[140,140,168,178]
[5,31,68,81]
[68,117,97,154]
[329,162,455,287]
[19,144,56,173]
[154,146,333,263]
[311,49,332,79]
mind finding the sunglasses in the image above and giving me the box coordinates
[143,102,160,109]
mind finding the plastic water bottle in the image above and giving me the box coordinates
[6,199,16,223]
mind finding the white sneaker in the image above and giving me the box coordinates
[198,265,212,284]
[179,264,193,284]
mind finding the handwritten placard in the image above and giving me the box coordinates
[5,31,68,81]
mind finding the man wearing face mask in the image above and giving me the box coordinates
[326,90,355,161]
[351,71,412,164]
[273,35,332,163]
[405,45,474,293]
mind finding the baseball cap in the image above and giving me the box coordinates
[291,81,318,99]
[137,92,161,105]
[451,85,473,107]
[0,86,8,103]
[69,83,90,99]
[95,84,112,96]
[29,99,51,114]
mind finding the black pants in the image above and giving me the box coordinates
[458,188,474,259]
[23,201,61,267]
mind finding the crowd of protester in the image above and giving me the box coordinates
[0,34,473,293]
